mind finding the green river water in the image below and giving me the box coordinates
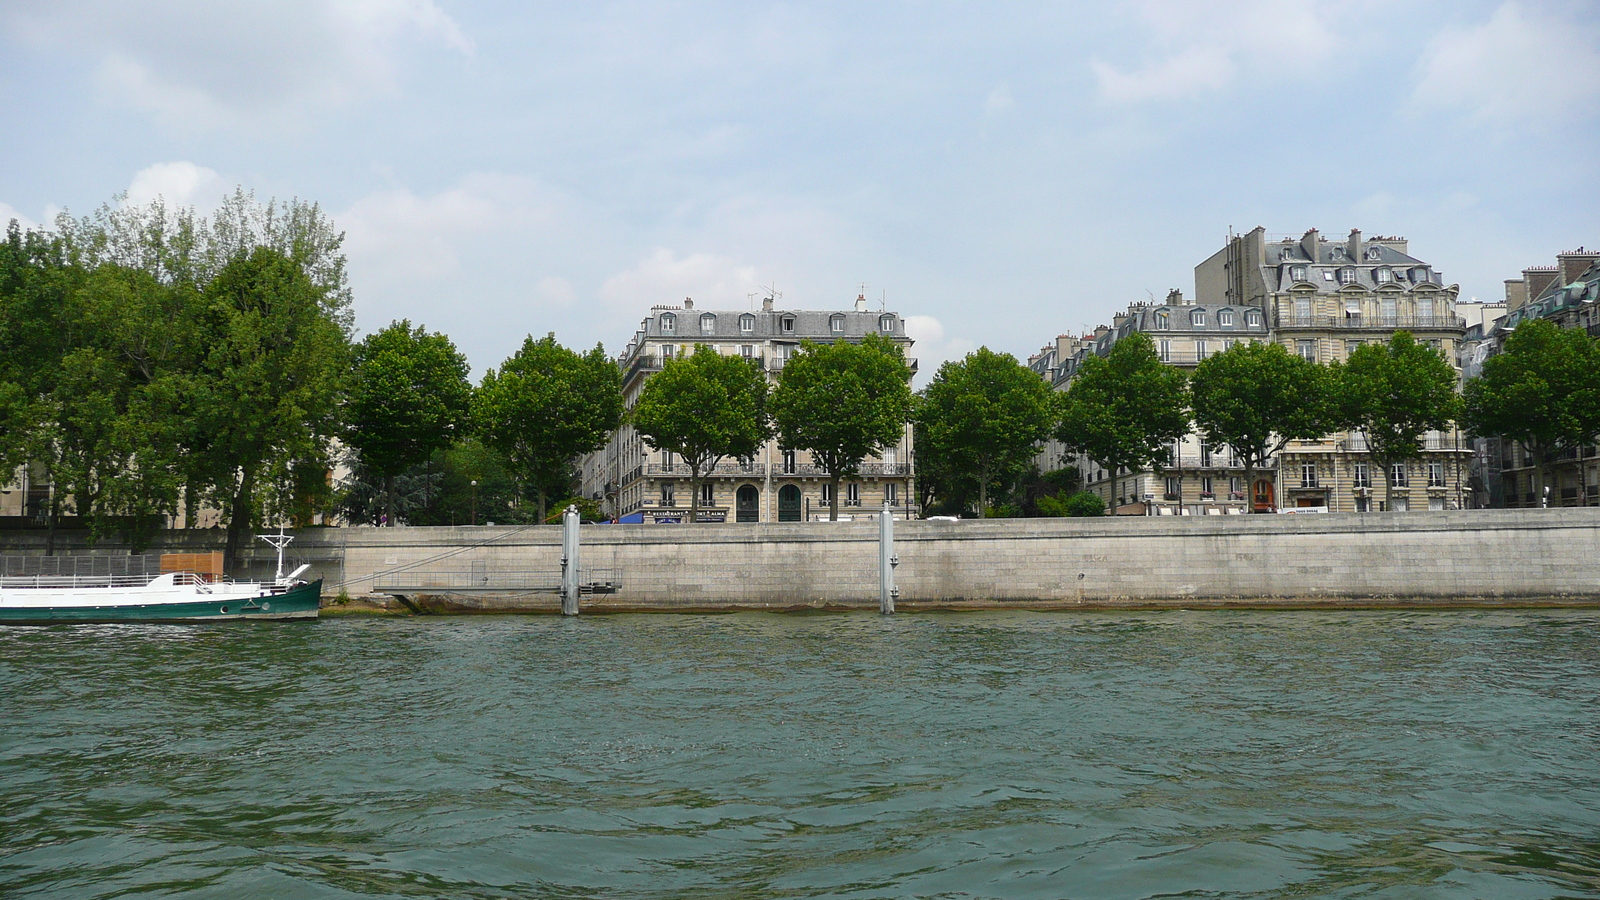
[2,611,1598,899]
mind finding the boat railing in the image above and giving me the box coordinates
[0,571,215,590]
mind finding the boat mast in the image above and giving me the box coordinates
[256,525,295,583]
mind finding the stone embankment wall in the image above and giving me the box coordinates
[5,509,1597,609]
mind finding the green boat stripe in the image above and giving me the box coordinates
[0,580,321,624]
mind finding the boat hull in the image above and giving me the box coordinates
[0,579,322,625]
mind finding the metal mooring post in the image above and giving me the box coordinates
[561,505,580,616]
[879,501,899,615]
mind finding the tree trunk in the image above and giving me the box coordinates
[537,486,548,525]
[689,468,700,525]
[44,491,60,557]
[829,474,840,521]
[1243,457,1256,514]
[384,473,396,527]
[225,465,256,576]
[184,478,199,529]
[978,468,989,517]
[1380,460,1395,512]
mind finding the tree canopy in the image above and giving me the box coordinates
[1465,319,1600,499]
[1191,339,1332,511]
[916,347,1057,516]
[630,345,770,524]
[473,333,623,524]
[1057,331,1190,512]
[1333,332,1462,509]
[770,333,913,520]
[347,320,473,525]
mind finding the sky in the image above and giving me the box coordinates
[2,0,1597,379]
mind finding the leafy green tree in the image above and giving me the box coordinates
[347,320,472,526]
[1465,319,1600,501]
[1333,332,1462,511]
[770,333,914,520]
[630,345,770,524]
[1057,331,1190,512]
[916,347,1057,516]
[1191,340,1333,512]
[1036,491,1106,517]
[190,247,351,568]
[473,334,623,524]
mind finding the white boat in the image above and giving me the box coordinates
[0,531,320,624]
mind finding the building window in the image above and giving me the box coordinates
[1246,309,1262,326]
[739,313,755,333]
[1354,463,1370,489]
[741,344,754,358]
[659,313,676,334]
[1196,339,1208,359]
[821,483,833,504]
[661,344,674,360]
[1229,476,1241,499]
[783,450,796,474]
[879,315,895,332]
[1224,339,1237,351]
[1345,297,1362,321]
[662,451,675,471]
[700,313,717,334]
[1392,463,1409,487]
[1412,267,1429,283]
[1300,463,1318,488]
[1155,311,1170,330]
[830,314,846,333]
[1291,265,1308,282]
[1218,309,1234,327]
[846,482,861,506]
[1323,270,1335,281]
[885,483,898,505]
[1295,297,1313,323]
[1346,340,1363,359]
[661,484,674,506]
[1381,298,1397,325]
[1356,496,1369,512]
[701,482,714,506]
[781,316,795,333]
[1416,297,1434,321]
[1375,268,1393,283]
[1159,339,1171,361]
[1391,495,1410,512]
[1428,462,1445,487]
[1191,309,1206,327]
[1297,339,1316,362]
[1165,476,1180,500]
[1201,476,1213,496]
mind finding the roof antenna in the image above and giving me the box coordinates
[880,289,887,311]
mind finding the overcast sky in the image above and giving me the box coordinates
[3,1,1597,378]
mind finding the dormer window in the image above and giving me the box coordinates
[1366,247,1382,260]
[879,314,895,332]
[1412,267,1430,283]
[830,314,846,333]
[1218,309,1234,327]
[739,313,755,333]
[1155,311,1170,331]
[1375,268,1393,284]
[659,313,676,334]
[781,316,795,333]
[1246,309,1262,327]
[700,313,717,334]
[1291,265,1308,283]
[1338,267,1356,285]
[1322,270,1335,281]
[1190,309,1206,327]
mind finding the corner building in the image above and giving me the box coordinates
[580,295,917,523]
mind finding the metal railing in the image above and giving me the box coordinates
[1276,315,1466,331]
[646,463,767,477]
[773,463,912,477]
[0,553,165,579]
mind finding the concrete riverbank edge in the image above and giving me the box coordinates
[7,508,1596,611]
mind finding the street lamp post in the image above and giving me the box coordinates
[471,480,478,526]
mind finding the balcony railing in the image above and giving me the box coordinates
[646,463,767,477]
[773,463,912,477]
[1277,315,1466,331]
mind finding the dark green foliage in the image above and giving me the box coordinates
[630,345,770,524]
[1058,331,1190,508]
[770,333,913,520]
[1465,319,1600,493]
[1036,491,1106,517]
[473,333,623,524]
[1332,332,1462,510]
[1191,339,1332,512]
[348,320,473,526]
[916,347,1058,516]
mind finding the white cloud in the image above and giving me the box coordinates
[1413,1,1600,128]
[1092,0,1338,103]
[125,162,231,212]
[0,202,42,232]
[599,249,762,313]
[6,0,472,130]
[904,315,975,386]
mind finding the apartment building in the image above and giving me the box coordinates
[581,295,917,523]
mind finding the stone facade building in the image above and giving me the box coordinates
[581,295,917,523]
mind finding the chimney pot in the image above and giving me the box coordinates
[762,296,773,312]
[683,297,693,309]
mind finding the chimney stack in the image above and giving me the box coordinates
[683,297,693,309]
[1347,229,1362,261]
[762,296,773,312]
[855,293,867,312]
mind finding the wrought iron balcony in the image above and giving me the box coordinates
[1276,315,1466,331]
[646,463,767,477]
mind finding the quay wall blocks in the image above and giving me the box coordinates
[4,509,1597,607]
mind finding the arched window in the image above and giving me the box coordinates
[659,313,676,334]
[830,314,846,333]
[1375,268,1393,284]
[700,313,717,334]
